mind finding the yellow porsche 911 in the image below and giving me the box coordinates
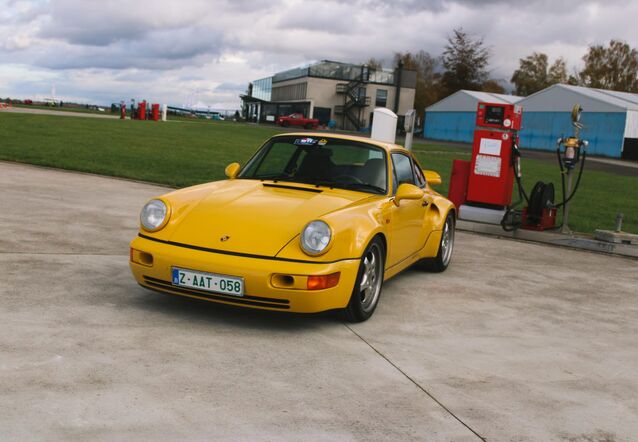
[129,133,456,321]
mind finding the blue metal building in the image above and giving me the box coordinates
[424,84,638,159]
[423,90,521,143]
[516,84,638,159]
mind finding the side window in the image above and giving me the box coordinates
[391,153,414,194]
[412,160,426,188]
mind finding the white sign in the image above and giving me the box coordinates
[479,138,502,156]
[266,115,275,122]
[474,154,501,177]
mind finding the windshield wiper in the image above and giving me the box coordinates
[296,179,385,194]
[337,182,386,194]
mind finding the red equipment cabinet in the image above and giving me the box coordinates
[151,103,160,121]
[466,129,516,206]
[447,159,471,209]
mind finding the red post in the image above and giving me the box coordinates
[151,103,160,121]
[120,101,126,119]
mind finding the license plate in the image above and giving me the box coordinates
[171,267,244,297]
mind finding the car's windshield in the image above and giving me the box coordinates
[239,136,388,194]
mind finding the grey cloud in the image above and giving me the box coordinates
[30,26,224,70]
[1,0,637,107]
[215,82,246,92]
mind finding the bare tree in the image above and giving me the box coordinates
[394,51,442,118]
[364,57,384,70]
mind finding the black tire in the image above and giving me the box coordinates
[420,212,455,273]
[342,238,385,322]
[281,121,289,127]
[304,123,312,130]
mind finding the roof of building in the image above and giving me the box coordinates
[271,60,409,86]
[425,89,522,112]
[517,84,638,112]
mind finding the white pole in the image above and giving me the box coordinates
[405,131,414,151]
[161,104,167,121]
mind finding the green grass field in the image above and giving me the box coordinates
[1,112,636,234]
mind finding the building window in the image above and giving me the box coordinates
[375,89,388,107]
[252,77,272,101]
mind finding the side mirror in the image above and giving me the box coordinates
[423,170,442,186]
[225,162,241,179]
[394,183,424,206]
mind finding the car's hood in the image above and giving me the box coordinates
[167,179,374,257]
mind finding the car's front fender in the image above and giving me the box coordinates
[275,199,386,263]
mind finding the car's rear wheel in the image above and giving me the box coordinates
[343,238,385,322]
[304,123,312,129]
[281,121,288,127]
[420,212,455,273]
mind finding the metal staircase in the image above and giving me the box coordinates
[335,66,370,131]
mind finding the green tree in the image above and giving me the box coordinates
[482,79,505,94]
[511,52,568,96]
[548,57,568,84]
[441,28,489,93]
[579,39,638,91]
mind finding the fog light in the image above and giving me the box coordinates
[130,248,153,266]
[307,272,340,290]
[272,274,296,288]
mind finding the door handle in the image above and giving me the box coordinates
[422,199,430,207]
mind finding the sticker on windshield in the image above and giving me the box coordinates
[294,137,317,146]
[318,139,328,146]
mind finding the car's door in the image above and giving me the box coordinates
[387,152,429,268]
[290,114,302,126]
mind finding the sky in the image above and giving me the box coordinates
[1,0,636,109]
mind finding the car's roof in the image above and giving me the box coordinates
[272,132,407,153]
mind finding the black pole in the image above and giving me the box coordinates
[394,60,403,113]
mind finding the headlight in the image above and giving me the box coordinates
[300,220,332,256]
[140,199,168,231]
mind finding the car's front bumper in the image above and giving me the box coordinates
[129,235,361,313]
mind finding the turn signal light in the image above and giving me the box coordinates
[307,272,340,290]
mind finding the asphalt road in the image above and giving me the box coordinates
[1,161,636,441]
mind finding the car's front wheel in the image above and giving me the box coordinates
[343,238,385,322]
[420,211,455,272]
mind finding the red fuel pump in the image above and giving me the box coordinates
[451,102,522,224]
[449,102,587,232]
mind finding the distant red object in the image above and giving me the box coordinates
[151,103,160,121]
[138,101,147,120]
[448,159,471,211]
[276,113,319,129]
[24,99,33,105]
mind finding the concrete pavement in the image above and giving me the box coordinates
[0,106,117,119]
[1,161,637,441]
